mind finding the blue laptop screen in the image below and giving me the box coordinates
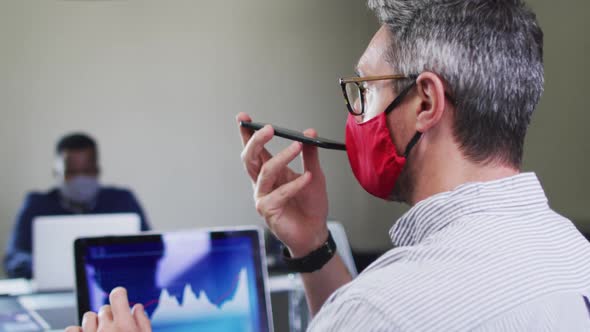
[77,230,270,332]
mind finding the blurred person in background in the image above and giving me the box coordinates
[4,133,150,279]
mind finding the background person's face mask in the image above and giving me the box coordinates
[59,175,100,204]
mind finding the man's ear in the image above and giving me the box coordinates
[53,157,64,180]
[415,72,448,133]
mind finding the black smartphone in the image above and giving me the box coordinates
[240,121,346,151]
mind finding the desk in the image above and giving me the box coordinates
[0,275,309,332]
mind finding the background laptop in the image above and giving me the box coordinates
[33,213,141,292]
[74,227,273,332]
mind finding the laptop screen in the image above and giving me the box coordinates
[75,229,272,332]
[33,213,140,291]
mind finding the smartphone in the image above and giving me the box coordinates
[240,121,346,151]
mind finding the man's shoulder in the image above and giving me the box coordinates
[322,250,426,311]
[309,293,401,331]
[22,188,60,206]
[13,189,63,220]
[321,212,590,330]
[99,186,136,199]
[310,256,429,331]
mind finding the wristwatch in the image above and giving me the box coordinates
[282,232,337,273]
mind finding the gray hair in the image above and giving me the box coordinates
[368,0,544,167]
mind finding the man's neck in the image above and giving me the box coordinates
[60,195,95,213]
[407,141,520,206]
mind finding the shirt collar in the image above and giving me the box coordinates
[389,172,548,247]
[59,193,98,213]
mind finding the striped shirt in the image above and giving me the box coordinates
[308,173,590,331]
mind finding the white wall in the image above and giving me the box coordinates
[0,0,396,263]
[0,0,589,277]
[523,0,590,228]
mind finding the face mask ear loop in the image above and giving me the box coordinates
[381,79,421,157]
[384,80,417,115]
[403,132,422,157]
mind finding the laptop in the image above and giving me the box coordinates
[74,227,274,332]
[32,213,141,292]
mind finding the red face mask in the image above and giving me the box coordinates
[345,82,421,200]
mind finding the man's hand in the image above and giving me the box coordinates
[237,112,329,257]
[65,287,152,332]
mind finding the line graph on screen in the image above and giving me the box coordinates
[90,268,254,331]
[150,268,251,324]
[128,268,244,311]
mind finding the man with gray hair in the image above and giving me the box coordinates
[238,0,590,330]
[67,0,590,331]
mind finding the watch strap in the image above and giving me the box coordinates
[282,232,337,273]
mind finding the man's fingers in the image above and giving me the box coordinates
[109,287,135,327]
[256,172,312,218]
[81,311,98,332]
[237,113,273,164]
[256,141,303,197]
[64,327,82,332]
[240,124,274,181]
[236,112,254,147]
[132,304,153,332]
[97,305,114,329]
[301,128,322,174]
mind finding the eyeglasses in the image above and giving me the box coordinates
[339,74,417,116]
